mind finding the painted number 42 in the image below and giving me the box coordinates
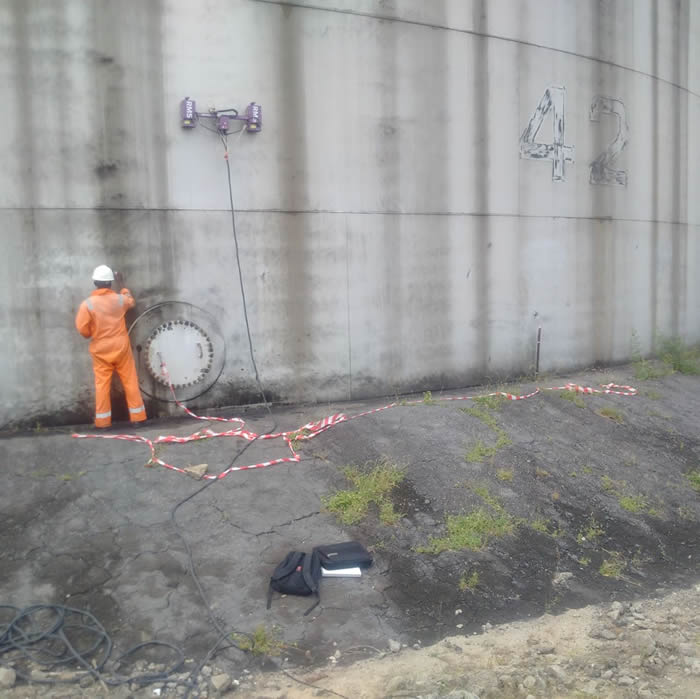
[519,86,629,185]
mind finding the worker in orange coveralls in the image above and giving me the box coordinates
[75,265,147,429]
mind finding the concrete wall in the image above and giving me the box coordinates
[1,0,698,427]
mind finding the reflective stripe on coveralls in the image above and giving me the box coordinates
[75,288,147,427]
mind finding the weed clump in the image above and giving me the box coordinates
[577,516,605,544]
[619,495,648,513]
[631,331,671,380]
[419,487,515,553]
[323,458,404,525]
[473,394,506,411]
[560,390,585,408]
[419,509,514,553]
[466,440,497,463]
[59,471,86,481]
[459,571,480,591]
[634,358,668,381]
[289,426,311,451]
[232,626,284,656]
[659,336,700,375]
[461,405,500,430]
[462,397,512,463]
[422,391,436,405]
[601,475,618,492]
[530,516,550,534]
[686,470,700,493]
[599,553,625,579]
[598,407,624,424]
[632,334,700,377]
[600,476,653,515]
[494,432,512,449]
[472,485,503,509]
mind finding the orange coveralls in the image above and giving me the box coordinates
[75,288,147,428]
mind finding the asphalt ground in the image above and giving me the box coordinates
[1,363,699,689]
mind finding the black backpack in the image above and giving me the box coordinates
[266,550,322,616]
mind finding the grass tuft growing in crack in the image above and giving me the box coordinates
[323,458,404,525]
[462,397,512,463]
[461,405,500,431]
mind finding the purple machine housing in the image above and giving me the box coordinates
[180,97,196,128]
[180,98,261,133]
[244,102,262,132]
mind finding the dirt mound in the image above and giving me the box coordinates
[240,584,700,698]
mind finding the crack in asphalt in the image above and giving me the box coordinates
[152,589,175,614]
[110,546,174,581]
[208,503,321,538]
[208,502,260,536]
[252,510,322,537]
[65,568,114,598]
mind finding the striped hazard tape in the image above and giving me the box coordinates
[72,362,637,480]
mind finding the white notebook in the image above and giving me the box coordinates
[321,566,362,577]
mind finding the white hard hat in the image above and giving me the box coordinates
[92,265,115,282]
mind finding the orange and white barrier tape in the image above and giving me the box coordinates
[72,363,636,480]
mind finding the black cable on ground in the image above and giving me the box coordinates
[171,427,275,699]
[0,604,184,688]
[2,426,345,697]
[171,478,238,699]
[221,133,271,412]
[0,423,273,696]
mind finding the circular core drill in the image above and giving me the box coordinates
[144,320,214,389]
